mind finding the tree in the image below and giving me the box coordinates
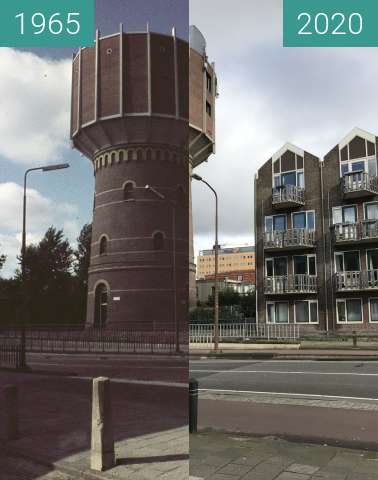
[0,247,6,273]
[207,288,241,307]
[240,290,256,319]
[73,223,92,323]
[20,227,74,325]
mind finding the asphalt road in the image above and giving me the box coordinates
[22,352,188,384]
[190,359,378,400]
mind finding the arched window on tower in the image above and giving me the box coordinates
[153,232,165,251]
[124,182,135,200]
[99,236,108,255]
[94,283,108,328]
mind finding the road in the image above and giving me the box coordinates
[190,358,378,400]
[190,359,378,449]
[23,352,188,383]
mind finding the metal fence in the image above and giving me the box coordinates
[264,275,317,294]
[0,338,22,368]
[335,270,378,291]
[0,328,180,354]
[264,229,315,249]
[189,323,300,344]
[272,185,305,206]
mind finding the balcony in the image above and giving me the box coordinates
[272,185,305,210]
[333,220,378,245]
[264,275,317,294]
[264,229,315,251]
[334,270,378,292]
[342,171,378,199]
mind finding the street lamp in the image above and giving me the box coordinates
[145,185,180,354]
[20,163,70,369]
[191,173,220,353]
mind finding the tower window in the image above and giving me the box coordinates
[206,101,212,117]
[153,232,165,251]
[99,236,108,255]
[124,182,135,200]
[206,72,212,93]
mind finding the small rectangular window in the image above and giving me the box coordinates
[206,72,212,93]
[206,101,212,117]
[337,299,362,323]
[370,299,378,322]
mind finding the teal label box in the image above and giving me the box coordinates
[0,0,94,47]
[284,0,378,47]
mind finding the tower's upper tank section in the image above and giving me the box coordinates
[189,25,217,168]
[71,26,189,160]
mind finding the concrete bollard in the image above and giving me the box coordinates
[2,385,19,441]
[91,377,115,471]
[352,331,358,348]
[189,378,198,434]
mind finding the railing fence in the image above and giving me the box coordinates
[189,323,300,344]
[0,338,22,368]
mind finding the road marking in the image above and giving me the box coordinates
[199,388,378,402]
[190,369,378,377]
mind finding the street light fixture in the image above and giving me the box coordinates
[20,163,70,369]
[191,173,220,353]
[145,185,180,354]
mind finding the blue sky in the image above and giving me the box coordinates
[0,0,188,277]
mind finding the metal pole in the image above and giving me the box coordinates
[172,203,180,353]
[20,170,29,370]
[189,378,198,433]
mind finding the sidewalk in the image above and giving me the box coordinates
[190,431,378,480]
[0,371,188,479]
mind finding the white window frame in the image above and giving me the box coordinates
[366,248,378,271]
[334,250,361,273]
[363,201,378,220]
[271,151,305,188]
[291,210,316,230]
[332,204,358,225]
[336,298,363,324]
[265,214,287,232]
[294,300,319,324]
[339,135,377,178]
[273,169,305,189]
[266,301,289,324]
[292,254,317,276]
[368,297,378,323]
[265,257,288,277]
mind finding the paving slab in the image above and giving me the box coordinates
[190,431,378,480]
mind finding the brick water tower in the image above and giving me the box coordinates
[189,26,217,307]
[71,25,189,331]
[71,24,216,329]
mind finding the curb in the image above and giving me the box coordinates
[189,352,378,361]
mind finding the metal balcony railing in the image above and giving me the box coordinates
[264,275,317,294]
[334,220,378,243]
[264,229,315,249]
[334,270,378,291]
[342,171,378,196]
[272,185,305,207]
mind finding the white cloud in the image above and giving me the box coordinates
[191,0,378,257]
[0,48,71,165]
[0,182,79,278]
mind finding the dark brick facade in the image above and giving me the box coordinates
[71,31,189,331]
[255,129,378,333]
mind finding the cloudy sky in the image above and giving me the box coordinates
[1,0,378,277]
[0,0,187,278]
[190,0,378,256]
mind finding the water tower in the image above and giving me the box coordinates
[189,26,217,307]
[71,25,189,331]
[71,25,216,328]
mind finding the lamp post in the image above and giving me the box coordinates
[145,185,180,354]
[191,174,219,353]
[20,163,70,369]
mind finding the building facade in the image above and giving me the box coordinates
[255,128,378,333]
[71,27,190,330]
[196,246,255,279]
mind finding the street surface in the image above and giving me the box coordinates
[0,355,189,479]
[190,359,378,450]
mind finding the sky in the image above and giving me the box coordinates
[2,0,378,277]
[190,0,378,257]
[0,0,188,278]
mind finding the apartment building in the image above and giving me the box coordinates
[196,246,255,279]
[255,127,378,333]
